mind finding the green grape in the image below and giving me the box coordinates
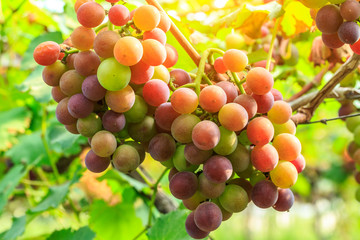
[213,126,238,156]
[97,57,131,91]
[173,145,199,172]
[354,125,360,145]
[124,95,148,123]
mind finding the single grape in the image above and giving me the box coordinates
[59,70,84,96]
[56,97,77,125]
[252,92,274,114]
[273,119,296,137]
[251,144,279,172]
[214,57,228,74]
[142,79,170,107]
[97,58,131,91]
[225,32,245,49]
[315,5,343,34]
[194,202,222,232]
[227,144,250,173]
[267,100,292,124]
[152,65,170,83]
[171,114,200,143]
[213,126,238,156]
[114,36,143,66]
[157,12,171,32]
[91,130,117,157]
[173,145,199,172]
[71,26,95,51]
[337,21,360,44]
[203,155,233,184]
[148,133,176,162]
[102,110,126,133]
[77,2,105,28]
[270,89,283,101]
[247,117,274,146]
[141,39,167,66]
[128,116,157,142]
[223,49,248,72]
[192,120,221,150]
[154,102,181,131]
[199,85,227,113]
[169,69,192,87]
[143,28,167,45]
[270,160,298,188]
[74,50,100,77]
[169,171,198,199]
[289,154,306,173]
[112,144,140,173]
[130,60,154,85]
[93,30,120,58]
[171,88,198,114]
[273,133,301,161]
[246,67,274,95]
[183,191,206,211]
[76,113,102,137]
[340,0,360,21]
[163,44,178,68]
[219,184,248,213]
[273,188,294,212]
[33,41,60,66]
[67,93,94,118]
[51,86,67,103]
[218,103,248,132]
[105,85,135,113]
[109,5,130,26]
[251,180,278,208]
[81,75,106,101]
[133,5,160,31]
[322,33,344,49]
[42,61,67,86]
[85,150,110,173]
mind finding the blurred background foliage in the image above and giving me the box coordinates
[0,0,360,239]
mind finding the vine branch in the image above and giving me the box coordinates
[291,54,360,125]
[297,113,360,125]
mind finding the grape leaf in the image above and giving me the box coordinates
[29,168,82,213]
[213,2,283,38]
[0,215,26,240]
[247,49,269,64]
[89,200,144,240]
[0,107,32,151]
[16,65,52,103]
[5,131,50,166]
[280,1,313,37]
[98,169,149,192]
[47,226,96,240]
[147,210,194,240]
[0,165,27,214]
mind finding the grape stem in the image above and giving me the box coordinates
[266,18,280,71]
[231,72,245,94]
[135,168,154,187]
[292,54,360,125]
[297,112,360,125]
[95,23,107,33]
[40,104,60,184]
[133,168,169,240]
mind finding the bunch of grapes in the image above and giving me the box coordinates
[315,0,360,52]
[33,1,306,238]
[344,114,360,202]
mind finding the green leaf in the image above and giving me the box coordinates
[147,210,193,240]
[47,226,96,240]
[89,200,144,240]
[5,131,50,166]
[47,125,87,155]
[21,31,63,70]
[214,2,283,38]
[247,49,269,64]
[16,65,52,103]
[0,165,27,214]
[0,215,26,240]
[0,107,32,151]
[29,168,81,213]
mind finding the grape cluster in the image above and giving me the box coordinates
[33,1,306,238]
[345,114,360,202]
[315,1,360,52]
